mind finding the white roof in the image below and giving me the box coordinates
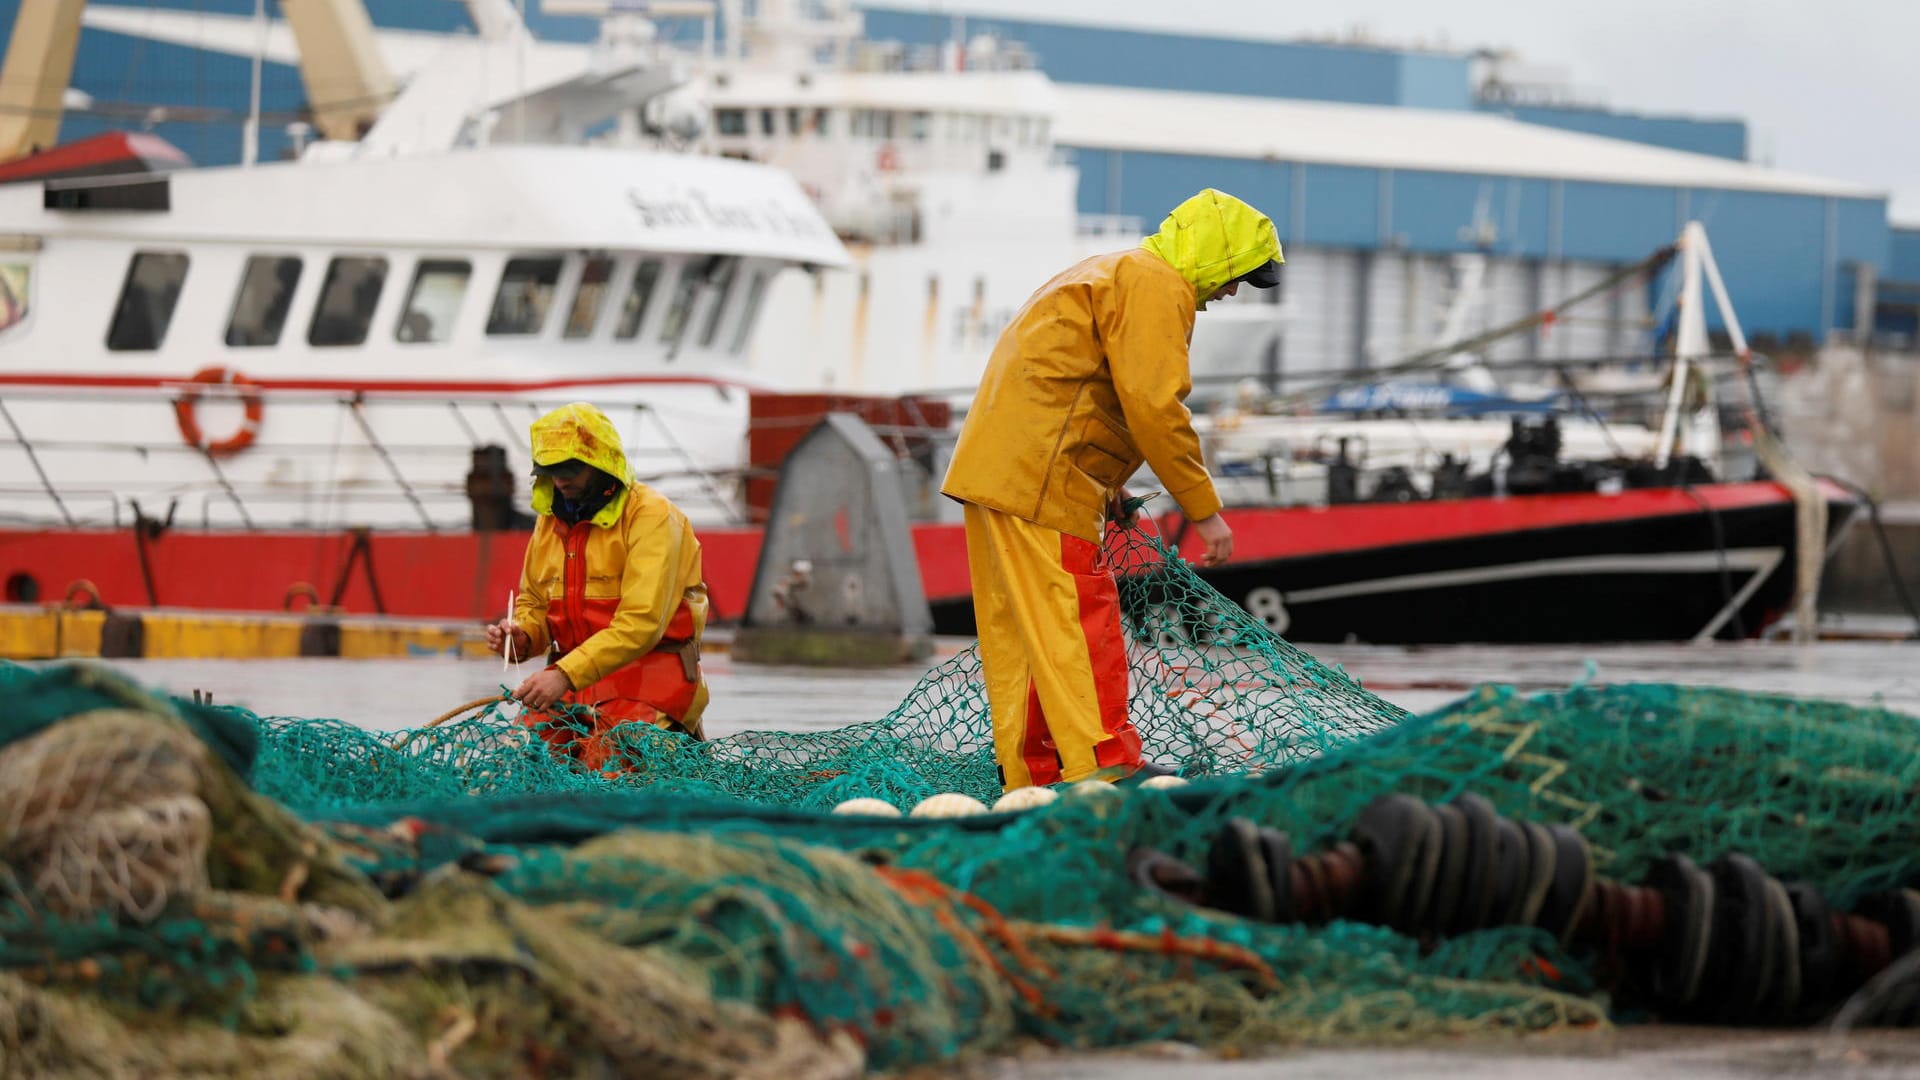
[1052,84,1882,198]
[3,145,850,266]
[709,69,1057,115]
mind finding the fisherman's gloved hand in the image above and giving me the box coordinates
[1108,488,1158,527]
[485,619,532,660]
[514,667,574,711]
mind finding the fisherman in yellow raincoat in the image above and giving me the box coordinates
[942,189,1284,790]
[484,403,710,769]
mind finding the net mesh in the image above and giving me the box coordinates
[4,528,1919,1075]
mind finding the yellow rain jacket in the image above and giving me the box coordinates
[511,403,710,739]
[941,189,1283,542]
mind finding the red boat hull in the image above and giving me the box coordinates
[0,481,1850,643]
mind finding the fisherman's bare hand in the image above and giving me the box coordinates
[1192,513,1234,567]
[1107,486,1138,527]
[485,619,533,660]
[514,668,573,712]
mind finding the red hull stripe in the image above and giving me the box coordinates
[1152,481,1822,572]
[0,482,1828,619]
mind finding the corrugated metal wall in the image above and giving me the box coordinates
[1484,103,1748,161]
[1065,145,1889,339]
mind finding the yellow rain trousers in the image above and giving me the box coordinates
[513,403,711,769]
[944,189,1283,789]
[964,503,1140,789]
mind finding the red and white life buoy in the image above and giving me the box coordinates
[875,143,901,172]
[173,366,264,458]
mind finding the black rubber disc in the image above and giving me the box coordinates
[1761,875,1800,1021]
[1398,801,1446,935]
[1425,802,1471,936]
[1489,817,1529,927]
[1127,847,1206,906]
[1785,881,1837,1017]
[1856,888,1920,958]
[1514,820,1558,929]
[1705,853,1775,1020]
[1449,794,1501,934]
[1202,817,1275,922]
[1350,794,1428,928]
[1645,853,1715,1009]
[1256,826,1296,924]
[1535,824,1594,945]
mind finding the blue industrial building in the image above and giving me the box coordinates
[859,5,1894,351]
[3,0,1907,351]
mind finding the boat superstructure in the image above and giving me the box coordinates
[1,0,854,531]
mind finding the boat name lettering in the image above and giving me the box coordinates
[626,190,826,238]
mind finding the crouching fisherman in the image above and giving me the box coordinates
[485,402,710,769]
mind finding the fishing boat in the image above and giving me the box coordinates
[0,1,1855,645]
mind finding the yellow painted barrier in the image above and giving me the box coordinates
[0,607,106,660]
[337,621,489,659]
[137,612,305,659]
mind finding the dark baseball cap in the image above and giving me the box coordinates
[1236,259,1283,289]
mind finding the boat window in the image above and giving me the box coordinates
[224,255,302,347]
[699,256,741,347]
[307,256,388,347]
[396,259,470,344]
[811,107,830,135]
[730,269,770,354]
[106,251,189,351]
[849,109,870,138]
[716,108,746,136]
[878,111,897,139]
[485,256,563,336]
[0,260,29,336]
[659,258,717,348]
[563,256,615,339]
[614,259,663,339]
[759,109,776,136]
[910,111,931,141]
[786,107,803,135]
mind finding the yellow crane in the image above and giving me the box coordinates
[0,0,86,160]
[0,0,396,162]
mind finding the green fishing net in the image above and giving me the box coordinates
[4,528,1919,1076]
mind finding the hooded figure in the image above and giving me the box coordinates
[941,189,1283,791]
[486,402,711,769]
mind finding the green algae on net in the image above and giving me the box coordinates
[4,529,1920,1075]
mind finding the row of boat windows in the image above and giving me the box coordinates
[713,106,1048,145]
[107,250,771,353]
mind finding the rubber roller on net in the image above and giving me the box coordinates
[1129,793,1920,1026]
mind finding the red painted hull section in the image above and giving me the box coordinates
[0,482,1819,622]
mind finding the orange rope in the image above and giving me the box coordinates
[877,867,1283,1002]
[1007,923,1280,993]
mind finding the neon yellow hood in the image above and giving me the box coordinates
[529,402,632,527]
[1140,189,1284,309]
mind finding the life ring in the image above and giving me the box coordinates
[875,143,901,172]
[173,366,263,457]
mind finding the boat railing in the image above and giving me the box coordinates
[0,383,961,532]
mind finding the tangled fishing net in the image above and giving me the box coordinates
[5,526,1920,1076]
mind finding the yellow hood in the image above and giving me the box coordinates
[528,402,632,527]
[1139,189,1284,308]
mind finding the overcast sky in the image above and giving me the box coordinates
[879,0,1920,221]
